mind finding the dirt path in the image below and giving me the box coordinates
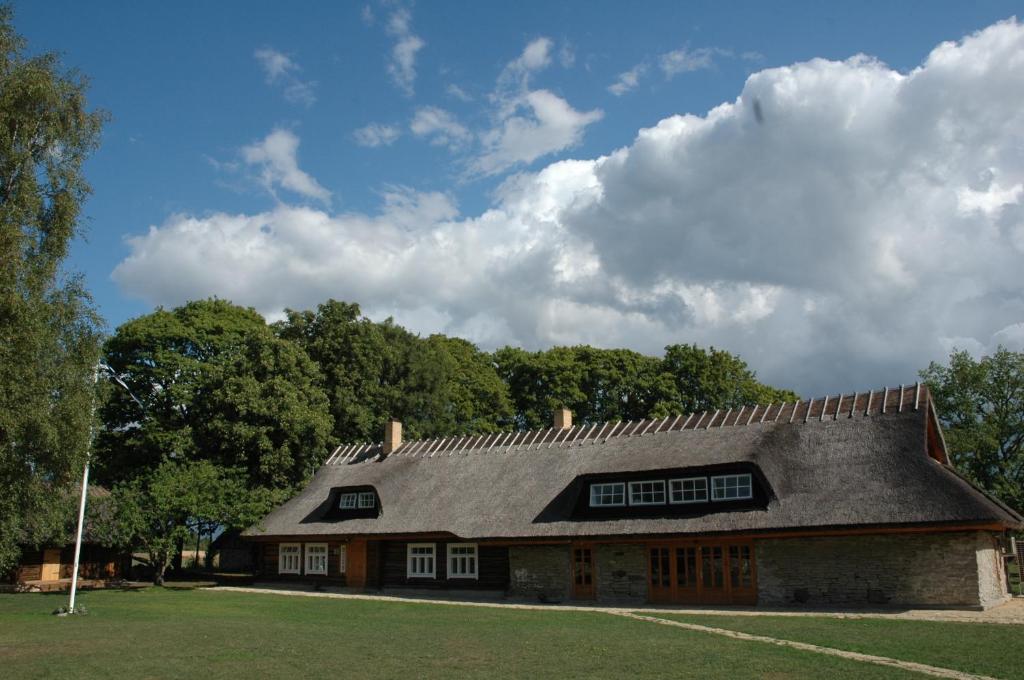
[615,612,997,680]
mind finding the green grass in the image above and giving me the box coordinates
[655,613,1024,679]
[0,588,924,679]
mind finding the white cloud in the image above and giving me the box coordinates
[118,19,1024,396]
[472,90,603,176]
[410,106,472,149]
[253,48,317,107]
[385,7,425,96]
[446,83,473,102]
[241,129,331,203]
[608,63,647,96]
[659,47,715,77]
[353,123,401,148]
[559,42,576,69]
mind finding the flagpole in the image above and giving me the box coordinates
[68,363,100,614]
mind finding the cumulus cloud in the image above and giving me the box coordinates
[117,20,1024,396]
[608,63,647,96]
[253,48,317,106]
[470,38,603,176]
[241,129,331,203]
[385,7,425,96]
[410,106,472,149]
[353,123,401,147]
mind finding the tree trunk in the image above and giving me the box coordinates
[171,535,184,573]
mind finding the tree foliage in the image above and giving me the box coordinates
[274,299,513,441]
[921,347,1024,511]
[106,461,270,584]
[96,299,332,579]
[0,6,106,574]
[496,344,798,429]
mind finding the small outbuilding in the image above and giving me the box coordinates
[244,386,1021,609]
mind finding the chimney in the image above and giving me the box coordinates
[553,408,572,430]
[383,419,402,455]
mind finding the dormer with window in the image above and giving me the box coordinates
[569,465,767,519]
[323,485,381,520]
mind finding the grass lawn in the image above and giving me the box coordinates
[657,613,1024,679]
[0,588,925,680]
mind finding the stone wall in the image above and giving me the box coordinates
[595,544,647,604]
[756,531,1008,609]
[975,532,1011,609]
[508,546,570,602]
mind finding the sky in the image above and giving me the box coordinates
[15,1,1024,396]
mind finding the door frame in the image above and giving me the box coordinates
[646,539,757,605]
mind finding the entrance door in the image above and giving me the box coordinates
[41,549,61,581]
[571,544,595,599]
[646,541,755,605]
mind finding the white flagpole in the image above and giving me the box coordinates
[68,364,100,614]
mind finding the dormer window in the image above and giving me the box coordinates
[629,480,666,506]
[358,491,375,508]
[590,482,626,507]
[670,477,708,504]
[338,493,358,509]
[711,474,753,501]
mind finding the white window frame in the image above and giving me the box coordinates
[304,542,328,575]
[278,543,301,575]
[338,492,358,509]
[628,479,667,506]
[711,473,753,501]
[447,543,479,580]
[669,477,708,504]
[357,491,375,508]
[338,544,347,574]
[407,543,436,578]
[589,482,626,507]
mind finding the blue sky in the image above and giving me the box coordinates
[14,1,1024,395]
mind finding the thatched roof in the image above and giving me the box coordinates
[244,387,1022,540]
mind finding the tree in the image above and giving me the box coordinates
[97,299,332,574]
[109,461,269,584]
[662,344,799,413]
[0,6,106,574]
[921,347,1024,511]
[275,300,512,440]
[495,346,679,429]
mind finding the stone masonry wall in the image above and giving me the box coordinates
[595,544,647,604]
[508,546,570,602]
[756,531,1006,609]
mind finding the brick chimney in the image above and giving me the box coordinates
[383,419,402,455]
[553,408,572,430]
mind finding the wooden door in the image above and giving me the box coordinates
[41,549,61,581]
[645,541,755,605]
[699,544,729,604]
[347,539,367,587]
[571,544,595,599]
[648,546,672,603]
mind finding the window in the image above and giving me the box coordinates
[338,492,357,509]
[278,543,301,574]
[669,477,708,504]
[305,543,328,575]
[447,543,478,579]
[589,482,625,507]
[357,491,375,508]
[628,480,666,505]
[339,544,347,574]
[407,543,436,578]
[711,474,753,501]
